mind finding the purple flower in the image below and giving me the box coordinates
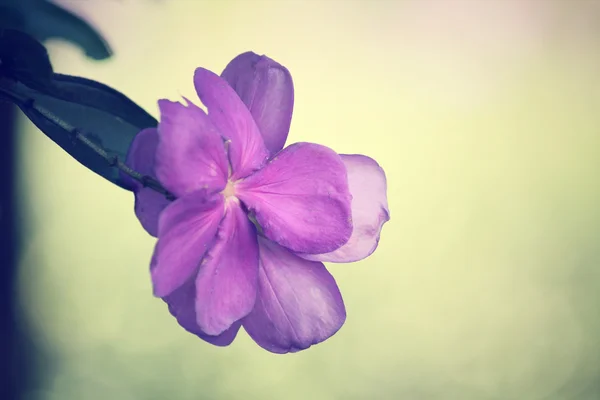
[126,52,389,353]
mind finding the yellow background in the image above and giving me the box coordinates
[16,1,600,399]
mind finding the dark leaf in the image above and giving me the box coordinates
[0,30,156,190]
[0,0,112,60]
[0,5,25,30]
[50,73,157,131]
[0,28,54,90]
[1,76,157,190]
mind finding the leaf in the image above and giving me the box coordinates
[0,28,54,89]
[2,78,158,190]
[50,74,157,131]
[0,0,112,60]
[0,30,157,191]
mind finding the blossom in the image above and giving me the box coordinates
[126,52,389,353]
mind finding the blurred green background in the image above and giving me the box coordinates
[15,0,600,399]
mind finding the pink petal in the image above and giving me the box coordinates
[194,200,259,336]
[164,278,241,346]
[151,192,225,297]
[193,68,269,180]
[242,237,346,354]
[124,128,171,237]
[221,52,294,156]
[300,154,390,263]
[236,142,352,254]
[155,99,229,197]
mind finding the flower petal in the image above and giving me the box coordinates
[134,188,171,237]
[151,192,225,297]
[236,142,352,254]
[155,99,229,197]
[243,237,346,354]
[193,67,269,180]
[221,52,294,156]
[124,127,171,237]
[123,127,158,188]
[300,154,390,263]
[194,200,259,336]
[164,278,241,346]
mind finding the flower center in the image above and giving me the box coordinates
[223,180,236,198]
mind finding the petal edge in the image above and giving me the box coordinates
[300,154,390,263]
[151,192,225,297]
[243,238,346,354]
[124,128,171,237]
[164,279,242,346]
[194,68,269,180]
[221,52,294,156]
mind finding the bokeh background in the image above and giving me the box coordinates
[14,0,600,399]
